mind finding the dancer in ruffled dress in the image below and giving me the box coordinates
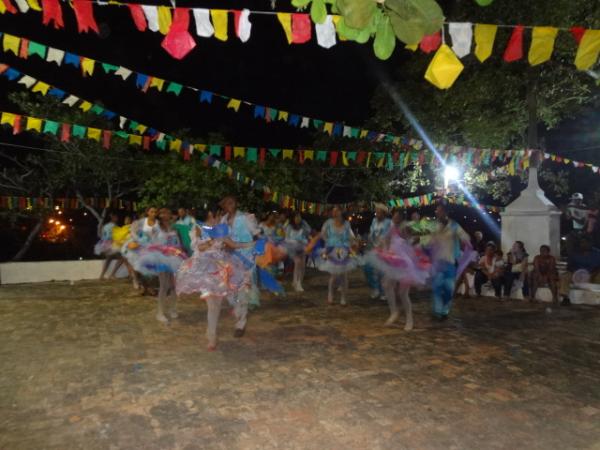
[284,212,312,292]
[366,209,431,330]
[95,212,120,280]
[220,196,261,337]
[176,208,255,350]
[135,208,187,323]
[363,204,392,300]
[318,206,358,305]
[111,215,139,289]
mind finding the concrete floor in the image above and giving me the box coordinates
[1,271,600,450]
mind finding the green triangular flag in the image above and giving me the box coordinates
[316,150,327,161]
[312,119,324,130]
[350,128,360,138]
[269,108,278,121]
[155,139,166,150]
[128,121,139,131]
[101,63,119,73]
[246,147,258,162]
[386,153,394,170]
[90,105,104,115]
[28,41,47,59]
[209,145,222,156]
[166,82,183,96]
[269,148,281,158]
[347,151,357,161]
[114,131,129,139]
[72,125,87,138]
[43,120,59,135]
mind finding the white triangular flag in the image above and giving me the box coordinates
[316,15,336,49]
[448,22,472,58]
[18,75,36,88]
[114,67,132,80]
[141,5,159,32]
[119,116,127,129]
[46,48,65,65]
[14,0,29,13]
[343,126,352,137]
[62,95,79,106]
[192,8,214,38]
[236,9,252,43]
[300,117,310,128]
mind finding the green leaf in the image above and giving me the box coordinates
[387,12,425,44]
[385,0,444,43]
[373,15,396,60]
[336,17,361,40]
[336,0,376,29]
[311,0,327,23]
[291,0,311,7]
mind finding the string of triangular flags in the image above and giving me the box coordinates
[1,1,598,90]
[4,35,600,175]
[3,61,599,177]
[388,192,504,213]
[0,195,138,211]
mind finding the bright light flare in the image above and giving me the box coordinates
[444,165,460,182]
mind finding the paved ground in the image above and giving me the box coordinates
[1,271,600,450]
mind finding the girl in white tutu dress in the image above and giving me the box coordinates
[135,208,187,323]
[318,206,359,305]
[365,209,431,330]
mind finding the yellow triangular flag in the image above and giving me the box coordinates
[0,112,16,125]
[278,110,289,121]
[233,146,246,158]
[3,34,20,55]
[304,150,314,160]
[227,98,241,112]
[342,152,349,166]
[528,27,558,66]
[323,122,333,135]
[0,0,7,13]
[405,43,418,52]
[81,58,95,76]
[474,24,497,63]
[211,10,228,41]
[135,124,147,134]
[170,139,182,152]
[79,101,92,112]
[26,0,41,11]
[359,129,368,138]
[31,81,50,95]
[282,149,294,160]
[157,6,172,35]
[25,117,42,132]
[129,135,142,146]
[332,15,346,41]
[149,77,165,91]
[575,29,600,70]
[425,44,464,89]
[87,127,101,141]
[277,13,293,44]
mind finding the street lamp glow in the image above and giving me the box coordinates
[444,165,460,182]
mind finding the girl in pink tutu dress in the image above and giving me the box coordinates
[135,208,187,324]
[365,209,431,330]
[176,210,253,351]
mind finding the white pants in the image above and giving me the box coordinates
[382,277,412,327]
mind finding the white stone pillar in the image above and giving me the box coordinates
[500,167,561,258]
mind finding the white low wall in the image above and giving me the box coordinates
[0,260,128,284]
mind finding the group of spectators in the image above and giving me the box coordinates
[457,193,600,305]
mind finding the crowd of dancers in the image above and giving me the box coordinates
[94,197,474,351]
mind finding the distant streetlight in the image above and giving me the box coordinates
[443,165,460,190]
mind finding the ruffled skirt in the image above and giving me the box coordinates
[134,244,187,276]
[176,249,252,299]
[317,246,361,274]
[94,239,118,256]
[365,242,431,286]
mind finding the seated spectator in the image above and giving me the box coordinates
[529,245,559,303]
[559,238,600,305]
[472,231,486,256]
[504,241,529,299]
[475,243,504,298]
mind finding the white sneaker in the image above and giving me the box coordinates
[384,313,398,327]
[380,295,387,302]
[294,284,304,292]
[370,290,380,299]
[340,298,347,306]
[404,319,414,331]
[156,312,169,323]
[169,310,178,319]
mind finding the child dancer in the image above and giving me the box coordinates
[363,203,392,300]
[366,209,431,330]
[284,212,312,292]
[111,216,139,289]
[318,206,358,305]
[95,212,120,280]
[122,207,159,294]
[135,208,187,323]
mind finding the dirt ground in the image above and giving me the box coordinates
[1,271,600,450]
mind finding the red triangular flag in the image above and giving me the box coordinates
[356,151,366,165]
[503,25,524,62]
[102,130,111,149]
[19,38,29,59]
[142,136,151,151]
[259,147,266,166]
[61,123,71,142]
[419,31,442,53]
[128,4,147,32]
[42,0,63,28]
[570,26,586,44]
[72,0,99,34]
[12,115,22,134]
[291,13,311,44]
[224,145,232,161]
[183,146,191,161]
[330,151,338,166]
[161,8,196,60]
[1,0,16,14]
